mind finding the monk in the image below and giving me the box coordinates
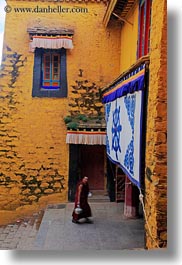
[72,176,93,224]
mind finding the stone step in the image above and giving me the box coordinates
[90,190,107,195]
[88,190,110,202]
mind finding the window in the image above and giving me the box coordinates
[32,48,67,98]
[137,0,152,58]
[42,52,60,89]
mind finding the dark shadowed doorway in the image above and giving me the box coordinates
[68,144,105,201]
[80,145,105,190]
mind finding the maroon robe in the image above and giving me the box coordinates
[72,180,92,221]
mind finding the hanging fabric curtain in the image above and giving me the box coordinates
[102,64,146,188]
[66,131,106,145]
[30,35,73,52]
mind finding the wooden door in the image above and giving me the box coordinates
[80,145,105,190]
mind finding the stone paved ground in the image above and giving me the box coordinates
[0,202,145,250]
[0,210,44,250]
[32,202,144,251]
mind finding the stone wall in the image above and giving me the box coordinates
[145,0,167,248]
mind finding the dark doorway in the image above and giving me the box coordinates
[106,158,116,202]
[68,144,105,201]
[80,145,105,190]
[68,145,80,202]
[115,166,125,202]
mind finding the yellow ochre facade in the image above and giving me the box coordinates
[103,0,167,249]
[119,0,167,249]
[119,1,139,72]
[0,0,167,250]
[0,0,121,225]
[144,0,167,249]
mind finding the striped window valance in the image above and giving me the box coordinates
[102,64,145,104]
[29,35,73,52]
[66,131,106,145]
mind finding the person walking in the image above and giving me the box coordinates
[72,176,93,224]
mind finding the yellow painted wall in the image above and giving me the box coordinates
[117,0,167,249]
[0,0,121,225]
[119,1,139,72]
[145,0,167,249]
[118,0,167,249]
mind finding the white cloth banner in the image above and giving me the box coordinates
[66,132,106,145]
[105,91,143,187]
[30,36,73,52]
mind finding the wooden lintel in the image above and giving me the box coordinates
[27,27,74,36]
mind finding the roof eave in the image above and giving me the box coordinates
[103,0,118,27]
[103,0,136,27]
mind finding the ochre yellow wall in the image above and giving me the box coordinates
[145,0,167,249]
[118,0,167,249]
[0,0,121,225]
[119,1,138,72]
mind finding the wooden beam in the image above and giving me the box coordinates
[27,27,74,36]
[112,12,133,26]
[103,0,118,27]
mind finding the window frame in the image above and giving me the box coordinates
[42,52,61,89]
[32,48,68,98]
[137,0,152,59]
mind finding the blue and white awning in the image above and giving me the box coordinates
[102,64,146,188]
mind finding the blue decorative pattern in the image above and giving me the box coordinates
[105,103,111,123]
[105,103,111,155]
[106,135,110,155]
[111,100,122,160]
[103,65,145,188]
[124,94,136,175]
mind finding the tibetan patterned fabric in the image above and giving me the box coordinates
[30,36,73,52]
[102,67,145,104]
[103,65,145,187]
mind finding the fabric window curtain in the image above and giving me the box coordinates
[30,36,73,52]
